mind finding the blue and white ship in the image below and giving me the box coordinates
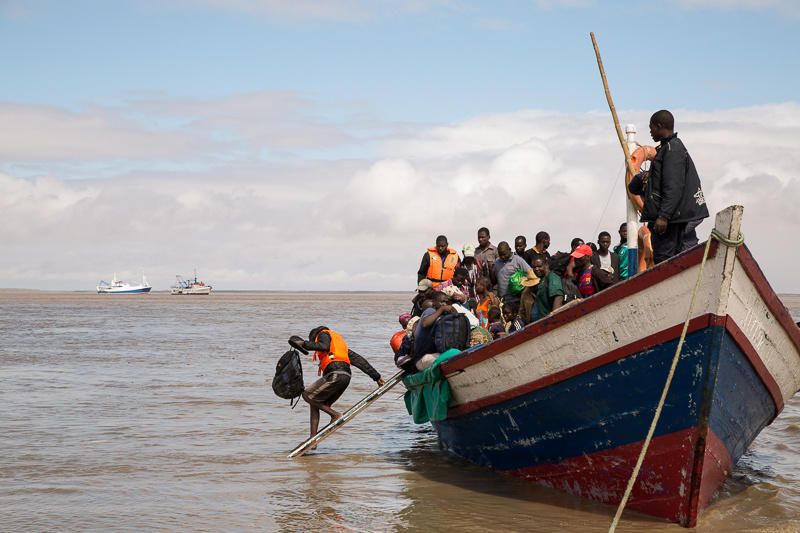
[96,273,151,294]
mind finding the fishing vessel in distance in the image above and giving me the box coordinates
[170,270,212,295]
[96,273,151,294]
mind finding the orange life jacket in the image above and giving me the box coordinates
[312,329,350,375]
[626,145,657,273]
[426,247,459,285]
[475,295,492,329]
[390,330,406,354]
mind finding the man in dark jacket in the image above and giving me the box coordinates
[629,110,709,263]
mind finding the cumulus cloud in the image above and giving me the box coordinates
[135,91,356,152]
[1,103,798,292]
[158,0,799,22]
[0,103,218,161]
[172,0,452,22]
[0,92,357,168]
[677,0,800,16]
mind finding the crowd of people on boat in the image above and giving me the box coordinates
[393,226,629,371]
[393,109,710,374]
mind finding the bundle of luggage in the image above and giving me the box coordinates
[392,312,475,374]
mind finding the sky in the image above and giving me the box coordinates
[1,0,798,292]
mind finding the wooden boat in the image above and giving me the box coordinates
[430,206,800,527]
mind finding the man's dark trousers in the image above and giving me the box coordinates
[650,221,688,264]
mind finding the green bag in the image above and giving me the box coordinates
[507,269,526,296]
[403,349,461,424]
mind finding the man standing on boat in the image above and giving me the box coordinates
[531,258,564,321]
[291,327,384,438]
[613,223,630,280]
[523,231,551,267]
[475,227,498,280]
[493,241,538,306]
[629,110,709,263]
[417,235,460,288]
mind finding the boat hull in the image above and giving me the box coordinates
[170,287,211,295]
[433,321,775,526]
[96,286,151,294]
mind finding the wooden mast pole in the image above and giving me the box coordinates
[590,32,638,205]
[591,31,641,276]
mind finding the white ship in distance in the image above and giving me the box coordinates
[170,270,212,295]
[97,273,152,294]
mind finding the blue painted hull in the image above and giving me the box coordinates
[97,287,152,294]
[432,325,776,524]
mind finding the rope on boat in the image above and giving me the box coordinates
[608,229,744,533]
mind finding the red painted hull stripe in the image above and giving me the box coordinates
[506,427,733,527]
[447,313,783,418]
[697,430,733,515]
[442,242,718,374]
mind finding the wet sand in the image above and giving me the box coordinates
[1,292,799,531]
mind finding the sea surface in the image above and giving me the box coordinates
[1,291,799,532]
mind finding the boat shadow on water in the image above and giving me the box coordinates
[387,431,671,530]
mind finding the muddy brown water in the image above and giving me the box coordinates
[1,291,799,532]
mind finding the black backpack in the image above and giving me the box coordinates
[272,349,304,407]
[562,278,581,303]
[433,313,470,353]
[549,251,572,277]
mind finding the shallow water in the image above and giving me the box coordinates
[1,291,799,532]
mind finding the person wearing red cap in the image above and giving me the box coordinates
[571,244,597,298]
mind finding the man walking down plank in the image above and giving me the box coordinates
[291,327,385,438]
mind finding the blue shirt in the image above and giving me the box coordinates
[414,307,437,358]
[493,255,530,298]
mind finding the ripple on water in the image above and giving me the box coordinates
[1,291,799,532]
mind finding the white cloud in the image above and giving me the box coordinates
[133,91,354,150]
[1,103,799,292]
[0,92,359,171]
[678,0,800,16]
[535,0,594,8]
[0,103,218,161]
[152,0,800,22]
[171,0,453,22]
